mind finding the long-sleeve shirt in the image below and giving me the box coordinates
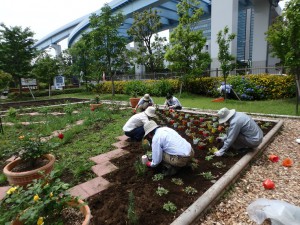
[122,112,149,132]
[164,96,182,108]
[149,127,191,167]
[137,97,154,107]
[219,112,263,154]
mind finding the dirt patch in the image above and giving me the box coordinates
[0,98,88,111]
[87,111,275,225]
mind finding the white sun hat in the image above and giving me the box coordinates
[143,94,150,101]
[144,120,159,137]
[218,107,236,124]
[144,106,156,117]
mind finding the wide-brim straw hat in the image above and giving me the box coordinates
[144,120,159,137]
[218,108,236,124]
[144,94,150,101]
[144,106,156,117]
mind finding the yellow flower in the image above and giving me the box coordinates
[6,187,17,195]
[34,194,40,201]
[37,217,44,225]
[18,135,25,140]
[49,192,53,198]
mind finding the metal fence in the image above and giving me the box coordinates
[104,66,287,81]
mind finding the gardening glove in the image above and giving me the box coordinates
[146,161,152,167]
[214,149,225,157]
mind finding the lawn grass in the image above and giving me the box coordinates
[45,92,299,116]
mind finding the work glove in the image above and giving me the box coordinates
[214,150,225,157]
[146,161,152,167]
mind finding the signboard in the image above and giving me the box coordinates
[53,75,65,90]
[21,78,37,86]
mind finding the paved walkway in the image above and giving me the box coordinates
[0,135,130,201]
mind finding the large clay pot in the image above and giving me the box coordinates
[11,199,91,225]
[3,154,55,187]
[68,199,91,225]
[129,98,140,108]
[90,103,102,109]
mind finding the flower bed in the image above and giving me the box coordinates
[88,109,277,225]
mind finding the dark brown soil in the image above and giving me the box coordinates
[0,98,88,111]
[87,110,276,225]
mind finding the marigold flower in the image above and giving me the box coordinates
[34,194,40,201]
[6,187,17,195]
[18,135,25,140]
[37,217,44,225]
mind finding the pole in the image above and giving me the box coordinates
[27,85,35,100]
[0,116,4,134]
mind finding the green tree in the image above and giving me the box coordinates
[0,23,37,94]
[265,16,289,67]
[68,36,92,88]
[266,0,300,113]
[127,9,167,72]
[217,26,236,100]
[0,70,12,90]
[165,0,211,76]
[87,4,127,96]
[31,52,60,96]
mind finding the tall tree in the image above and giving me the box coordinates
[217,26,236,100]
[265,16,289,67]
[88,4,127,96]
[68,37,92,88]
[31,52,60,96]
[0,70,12,90]
[127,9,167,72]
[266,0,300,113]
[165,0,211,76]
[0,23,37,94]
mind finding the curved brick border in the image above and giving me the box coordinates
[68,135,129,199]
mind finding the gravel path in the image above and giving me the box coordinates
[196,117,300,225]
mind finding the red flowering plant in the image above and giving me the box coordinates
[4,132,58,167]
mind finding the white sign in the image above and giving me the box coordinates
[21,78,37,86]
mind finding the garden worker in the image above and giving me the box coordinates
[134,93,154,113]
[217,82,235,99]
[123,106,156,141]
[142,120,194,176]
[214,107,263,157]
[164,93,182,110]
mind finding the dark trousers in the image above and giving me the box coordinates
[125,126,145,141]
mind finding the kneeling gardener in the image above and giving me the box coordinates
[142,120,194,176]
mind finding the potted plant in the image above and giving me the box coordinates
[3,133,56,187]
[129,91,140,108]
[90,95,102,110]
[0,172,91,225]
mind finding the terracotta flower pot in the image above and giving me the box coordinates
[11,199,91,225]
[90,103,102,110]
[129,98,140,108]
[67,199,91,225]
[3,154,55,187]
